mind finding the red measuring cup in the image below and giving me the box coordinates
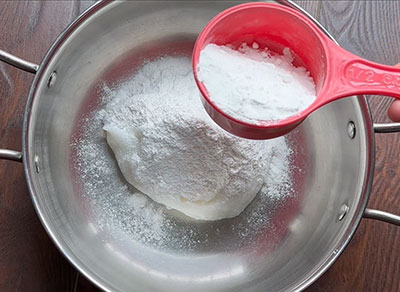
[192,2,400,139]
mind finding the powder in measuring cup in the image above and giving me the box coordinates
[102,56,292,221]
[197,43,316,123]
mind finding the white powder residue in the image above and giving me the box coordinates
[197,43,317,123]
[71,55,298,250]
[103,56,292,221]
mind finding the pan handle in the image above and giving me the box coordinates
[364,209,400,226]
[0,49,38,73]
[362,122,400,226]
[0,150,23,162]
[373,123,400,133]
[0,50,38,163]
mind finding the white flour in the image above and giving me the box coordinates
[197,43,316,123]
[72,55,298,249]
[102,56,292,220]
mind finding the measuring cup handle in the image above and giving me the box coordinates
[321,46,400,103]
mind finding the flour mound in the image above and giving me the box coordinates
[103,56,291,220]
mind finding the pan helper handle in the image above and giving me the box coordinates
[0,49,38,73]
[0,49,38,162]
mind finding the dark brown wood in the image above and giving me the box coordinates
[0,1,399,292]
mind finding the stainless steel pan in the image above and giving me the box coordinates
[1,1,400,291]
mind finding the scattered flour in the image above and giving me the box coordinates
[197,43,316,123]
[102,56,291,220]
[71,55,296,249]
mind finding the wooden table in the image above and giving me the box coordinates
[0,1,399,291]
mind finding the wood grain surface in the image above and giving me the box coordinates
[0,1,399,292]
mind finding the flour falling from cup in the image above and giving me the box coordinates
[197,43,317,123]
